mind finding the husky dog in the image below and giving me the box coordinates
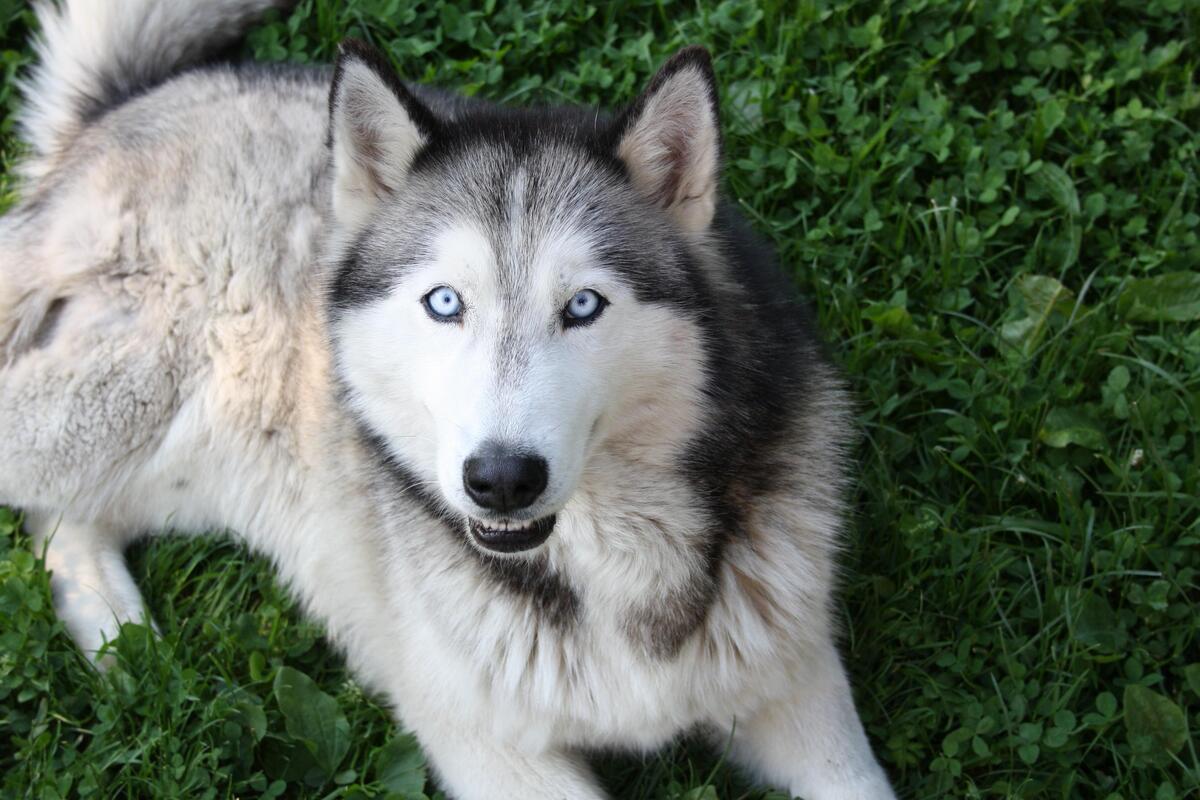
[0,1,896,798]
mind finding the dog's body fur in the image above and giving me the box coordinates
[0,2,895,798]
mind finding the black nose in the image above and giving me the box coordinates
[463,447,548,513]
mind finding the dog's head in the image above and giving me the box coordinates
[327,42,721,556]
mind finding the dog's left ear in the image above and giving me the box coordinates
[612,46,721,235]
[329,39,440,231]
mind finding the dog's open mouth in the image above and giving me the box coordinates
[468,515,557,553]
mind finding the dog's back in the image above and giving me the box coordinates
[0,0,333,515]
[0,2,351,662]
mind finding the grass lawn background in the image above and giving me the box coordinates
[2,0,1198,797]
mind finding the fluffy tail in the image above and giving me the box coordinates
[18,0,290,180]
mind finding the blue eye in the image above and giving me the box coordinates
[563,289,607,327]
[424,286,463,321]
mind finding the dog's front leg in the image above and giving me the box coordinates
[25,512,150,663]
[722,641,896,800]
[412,719,607,800]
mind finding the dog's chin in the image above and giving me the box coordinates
[467,515,557,555]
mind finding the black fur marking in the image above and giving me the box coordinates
[328,234,397,313]
[682,206,831,573]
[357,427,460,527]
[626,578,717,660]
[356,426,581,631]
[476,552,580,632]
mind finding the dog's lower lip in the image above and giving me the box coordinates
[469,515,556,553]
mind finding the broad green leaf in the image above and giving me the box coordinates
[1124,685,1188,765]
[1002,274,1075,354]
[1018,274,1075,316]
[1073,591,1125,651]
[1033,162,1080,217]
[1184,664,1200,699]
[1040,408,1106,451]
[375,733,427,795]
[260,735,319,783]
[1036,99,1065,144]
[273,666,351,777]
[234,700,268,743]
[1118,272,1200,322]
[1000,316,1036,347]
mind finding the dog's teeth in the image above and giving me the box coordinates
[472,518,544,535]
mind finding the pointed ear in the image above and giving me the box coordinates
[329,39,439,230]
[613,46,721,234]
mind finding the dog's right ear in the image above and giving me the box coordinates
[329,40,439,230]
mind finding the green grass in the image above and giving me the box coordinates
[2,0,1199,797]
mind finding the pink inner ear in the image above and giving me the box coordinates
[618,66,719,230]
[649,108,693,209]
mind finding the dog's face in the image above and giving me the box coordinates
[328,43,720,555]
